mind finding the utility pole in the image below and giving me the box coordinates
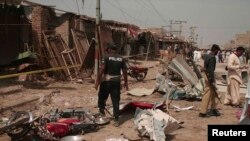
[82,0,85,14]
[161,25,171,36]
[76,0,80,15]
[175,20,187,37]
[200,36,203,48]
[94,0,101,76]
[189,26,197,47]
[169,20,173,35]
[169,20,187,38]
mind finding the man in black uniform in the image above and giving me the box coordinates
[95,43,128,127]
[199,44,221,117]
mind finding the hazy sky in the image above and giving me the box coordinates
[30,0,250,47]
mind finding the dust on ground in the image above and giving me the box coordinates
[0,61,243,141]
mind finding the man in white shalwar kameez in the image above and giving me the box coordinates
[224,47,245,107]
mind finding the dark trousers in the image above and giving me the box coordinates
[98,81,121,120]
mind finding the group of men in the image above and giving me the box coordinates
[199,45,248,118]
[94,42,249,127]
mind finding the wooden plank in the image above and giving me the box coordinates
[71,29,83,64]
[48,35,70,79]
[71,29,90,64]
[42,32,66,80]
[78,39,96,78]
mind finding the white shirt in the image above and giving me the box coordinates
[227,53,242,84]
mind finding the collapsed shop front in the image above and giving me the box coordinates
[0,4,32,67]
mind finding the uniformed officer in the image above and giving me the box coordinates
[199,44,221,117]
[95,42,128,127]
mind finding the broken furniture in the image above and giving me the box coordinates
[42,30,94,81]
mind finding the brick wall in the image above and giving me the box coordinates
[32,6,49,56]
[101,26,113,50]
[55,20,70,47]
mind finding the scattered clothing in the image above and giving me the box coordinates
[134,108,180,141]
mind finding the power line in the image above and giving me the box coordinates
[133,0,154,27]
[135,0,152,11]
[134,0,161,21]
[147,0,168,25]
[105,0,144,25]
[133,0,145,25]
[76,0,80,15]
[85,0,93,15]
[115,0,128,22]
[134,0,168,27]
[81,0,84,14]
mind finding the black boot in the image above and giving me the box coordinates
[99,109,105,116]
[113,118,120,127]
[199,113,211,118]
[208,109,221,116]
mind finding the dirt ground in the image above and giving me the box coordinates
[0,60,244,141]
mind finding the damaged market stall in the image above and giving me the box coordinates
[81,16,139,54]
[0,0,140,81]
[0,2,34,72]
[138,28,191,61]
[135,30,156,60]
[40,12,139,80]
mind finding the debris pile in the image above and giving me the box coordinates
[134,108,180,141]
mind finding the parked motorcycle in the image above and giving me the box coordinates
[126,61,148,81]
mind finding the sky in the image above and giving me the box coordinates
[29,0,250,47]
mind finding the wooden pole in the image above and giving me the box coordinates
[94,0,101,77]
[145,36,152,61]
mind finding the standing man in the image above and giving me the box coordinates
[224,46,246,107]
[197,49,201,62]
[139,45,145,58]
[187,48,193,61]
[95,42,128,127]
[193,49,198,62]
[124,41,132,57]
[218,51,223,63]
[199,44,221,117]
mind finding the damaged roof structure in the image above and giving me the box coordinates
[138,27,192,60]
[0,0,139,81]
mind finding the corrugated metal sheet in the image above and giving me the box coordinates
[168,56,204,97]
